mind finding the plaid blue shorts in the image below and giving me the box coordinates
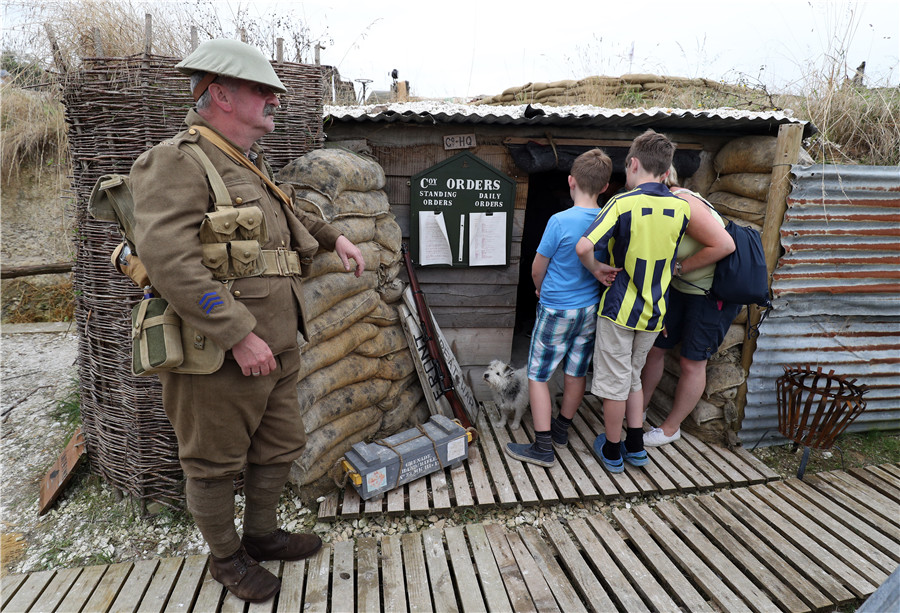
[527,303,598,382]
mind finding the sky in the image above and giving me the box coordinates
[249,0,899,100]
[2,0,897,100]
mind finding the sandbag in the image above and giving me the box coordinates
[703,362,746,396]
[378,262,403,286]
[294,409,381,484]
[307,289,380,345]
[306,242,384,278]
[374,215,403,258]
[535,87,566,100]
[709,173,771,202]
[706,191,767,225]
[714,136,778,174]
[275,148,386,203]
[716,323,746,353]
[377,349,416,381]
[378,278,406,303]
[328,217,377,244]
[620,73,660,84]
[362,300,401,327]
[376,386,426,436]
[298,322,379,381]
[303,378,393,433]
[354,324,408,358]
[301,270,379,322]
[294,189,391,223]
[378,373,419,411]
[297,353,383,412]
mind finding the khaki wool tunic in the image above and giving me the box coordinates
[131,110,342,478]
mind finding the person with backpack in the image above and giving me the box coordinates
[130,39,365,603]
[640,166,739,446]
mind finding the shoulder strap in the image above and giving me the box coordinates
[189,125,292,208]
[181,142,231,208]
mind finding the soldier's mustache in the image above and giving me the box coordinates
[263,104,277,117]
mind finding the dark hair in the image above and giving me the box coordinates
[626,129,676,177]
[570,148,612,196]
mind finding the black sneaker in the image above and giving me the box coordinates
[550,417,569,449]
[504,442,555,467]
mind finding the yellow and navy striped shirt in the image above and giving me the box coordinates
[582,182,691,332]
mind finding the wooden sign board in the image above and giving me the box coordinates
[400,288,479,425]
[39,427,87,516]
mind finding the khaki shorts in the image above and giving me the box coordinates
[591,316,659,401]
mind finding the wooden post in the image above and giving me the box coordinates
[315,43,324,65]
[276,37,284,62]
[44,24,69,75]
[191,26,198,51]
[241,28,247,43]
[144,14,152,56]
[734,122,804,433]
[92,27,104,56]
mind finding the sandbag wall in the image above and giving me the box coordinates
[648,135,810,445]
[275,149,428,487]
[473,74,753,107]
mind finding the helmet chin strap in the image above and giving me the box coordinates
[192,73,218,101]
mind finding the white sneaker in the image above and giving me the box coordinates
[643,427,681,447]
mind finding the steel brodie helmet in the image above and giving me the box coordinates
[176,39,286,101]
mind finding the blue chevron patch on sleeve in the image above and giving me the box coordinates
[199,291,224,315]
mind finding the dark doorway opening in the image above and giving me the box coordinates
[513,168,626,339]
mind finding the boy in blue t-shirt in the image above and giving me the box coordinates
[505,148,619,467]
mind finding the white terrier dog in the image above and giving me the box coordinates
[482,360,530,430]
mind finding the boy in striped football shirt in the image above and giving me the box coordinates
[575,129,690,473]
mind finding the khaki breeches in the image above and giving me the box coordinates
[159,349,306,479]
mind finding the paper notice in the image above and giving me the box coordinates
[419,211,453,266]
[469,212,507,266]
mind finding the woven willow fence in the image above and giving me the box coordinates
[65,53,325,509]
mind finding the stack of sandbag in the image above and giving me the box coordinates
[651,135,814,445]
[275,149,427,487]
[472,74,751,107]
[647,324,746,443]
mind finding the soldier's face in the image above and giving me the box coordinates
[232,80,280,137]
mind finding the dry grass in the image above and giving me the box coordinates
[0,279,75,324]
[0,85,67,183]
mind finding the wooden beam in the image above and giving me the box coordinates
[1,262,74,279]
[735,122,804,431]
[502,137,703,150]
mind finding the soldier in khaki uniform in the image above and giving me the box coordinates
[131,39,365,603]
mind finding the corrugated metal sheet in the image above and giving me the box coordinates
[741,164,900,447]
[325,101,816,137]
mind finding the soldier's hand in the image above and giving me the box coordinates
[232,331,276,377]
[335,235,365,277]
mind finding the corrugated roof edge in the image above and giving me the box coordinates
[323,101,816,137]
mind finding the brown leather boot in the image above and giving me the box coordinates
[209,545,280,603]
[242,528,322,562]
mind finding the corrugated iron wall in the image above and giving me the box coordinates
[741,164,900,447]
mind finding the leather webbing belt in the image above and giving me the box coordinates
[260,249,302,277]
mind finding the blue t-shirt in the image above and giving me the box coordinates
[536,206,602,309]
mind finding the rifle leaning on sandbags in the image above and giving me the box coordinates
[400,243,476,431]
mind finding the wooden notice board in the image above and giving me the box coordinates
[410,151,516,267]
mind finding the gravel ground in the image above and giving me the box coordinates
[0,324,635,578]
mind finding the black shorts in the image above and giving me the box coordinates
[655,288,742,361]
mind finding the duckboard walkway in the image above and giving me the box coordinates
[3,464,899,612]
[318,398,780,521]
